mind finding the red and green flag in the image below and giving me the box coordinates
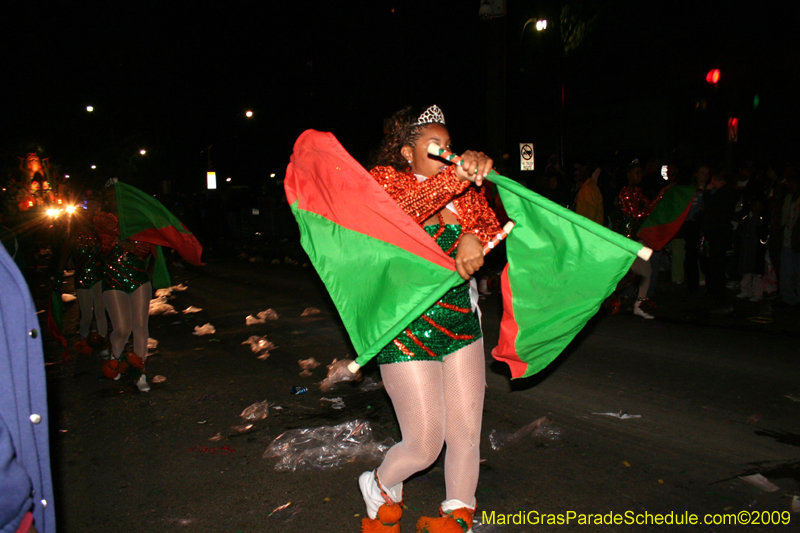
[285,130,464,366]
[637,185,697,251]
[285,130,645,375]
[487,173,643,378]
[115,182,204,289]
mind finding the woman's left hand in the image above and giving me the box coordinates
[455,233,484,280]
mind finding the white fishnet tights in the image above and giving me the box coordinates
[76,281,108,338]
[631,257,652,299]
[377,339,485,504]
[103,283,151,360]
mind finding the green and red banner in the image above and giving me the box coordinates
[115,182,204,288]
[285,130,464,365]
[637,185,696,251]
[286,130,644,376]
[487,173,641,378]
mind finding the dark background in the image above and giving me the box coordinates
[3,1,798,195]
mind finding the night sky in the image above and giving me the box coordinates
[4,1,798,195]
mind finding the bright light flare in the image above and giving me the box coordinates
[245,110,253,118]
[536,19,547,31]
[140,149,147,155]
[226,177,232,182]
[86,105,94,112]
[66,205,77,214]
[706,69,721,84]
[269,173,276,178]
[91,165,97,169]
[46,208,60,217]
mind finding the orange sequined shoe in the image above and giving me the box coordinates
[74,337,94,355]
[359,470,402,532]
[417,499,475,533]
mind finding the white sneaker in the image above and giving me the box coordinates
[358,471,401,519]
[633,303,654,320]
[135,374,151,392]
[99,348,112,359]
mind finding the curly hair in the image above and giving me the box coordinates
[368,106,440,172]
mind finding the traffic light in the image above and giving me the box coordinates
[705,69,721,85]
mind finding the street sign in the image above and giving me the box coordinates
[520,143,535,171]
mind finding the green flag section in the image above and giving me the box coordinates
[638,185,697,251]
[488,172,643,379]
[285,130,462,366]
[114,182,204,289]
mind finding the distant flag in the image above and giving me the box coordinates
[114,182,204,289]
[637,185,697,251]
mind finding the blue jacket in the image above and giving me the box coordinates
[0,245,55,533]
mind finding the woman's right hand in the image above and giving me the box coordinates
[455,150,493,186]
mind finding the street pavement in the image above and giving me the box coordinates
[35,242,800,532]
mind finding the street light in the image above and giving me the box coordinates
[90,165,96,169]
[245,110,253,118]
[140,149,147,155]
[521,17,547,39]
[86,105,94,112]
[536,19,547,31]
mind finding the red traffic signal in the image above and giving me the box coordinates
[706,69,721,85]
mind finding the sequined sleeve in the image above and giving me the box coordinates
[370,165,471,224]
[618,186,652,220]
[454,188,504,247]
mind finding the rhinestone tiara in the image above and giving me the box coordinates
[413,105,446,126]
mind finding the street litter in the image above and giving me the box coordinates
[263,419,394,471]
[246,314,265,325]
[321,397,346,410]
[241,400,269,420]
[739,473,779,492]
[249,256,264,262]
[147,338,159,350]
[242,335,277,358]
[592,411,641,419]
[792,496,800,513]
[268,501,302,521]
[152,375,166,384]
[231,424,254,433]
[319,358,361,392]
[209,433,224,442]
[290,386,308,395]
[489,416,560,451]
[170,283,188,291]
[193,323,216,335]
[182,306,202,314]
[784,394,800,402]
[61,293,77,303]
[301,307,321,316]
[259,309,279,320]
[150,296,178,316]
[154,288,173,298]
[189,445,235,455]
[746,413,763,423]
[360,377,384,391]
[299,357,321,370]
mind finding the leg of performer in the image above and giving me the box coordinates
[631,257,654,319]
[129,282,152,360]
[104,290,132,359]
[91,281,108,337]
[442,339,485,507]
[359,360,445,521]
[76,288,94,339]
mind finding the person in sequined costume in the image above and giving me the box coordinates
[615,160,657,319]
[55,192,109,356]
[358,106,503,532]
[93,180,152,392]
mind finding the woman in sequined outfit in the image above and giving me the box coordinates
[94,180,152,392]
[358,105,503,532]
[55,192,109,355]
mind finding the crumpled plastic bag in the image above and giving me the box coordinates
[149,296,178,316]
[301,307,321,316]
[241,400,270,421]
[489,416,561,451]
[263,419,394,471]
[298,357,321,376]
[61,293,77,303]
[183,306,202,314]
[147,338,159,350]
[245,309,279,325]
[193,323,216,336]
[154,288,173,298]
[170,283,188,291]
[319,358,361,392]
[242,335,277,359]
[152,375,167,384]
[360,377,384,392]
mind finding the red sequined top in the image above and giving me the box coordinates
[93,212,151,259]
[370,165,503,246]
[618,185,654,221]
